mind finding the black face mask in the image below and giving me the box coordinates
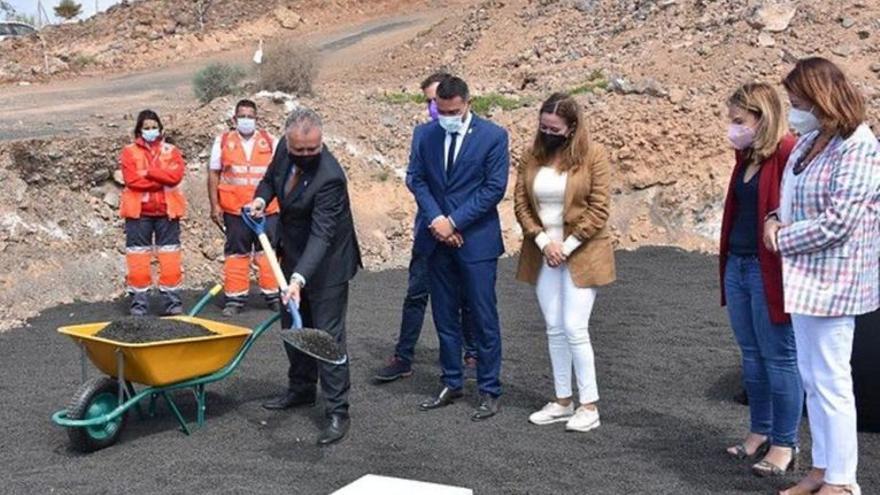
[290,152,321,169]
[540,132,568,153]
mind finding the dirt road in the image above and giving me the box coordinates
[0,12,438,141]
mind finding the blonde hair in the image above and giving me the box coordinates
[783,57,866,137]
[525,92,592,172]
[727,83,788,165]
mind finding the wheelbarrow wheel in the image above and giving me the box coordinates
[66,376,128,452]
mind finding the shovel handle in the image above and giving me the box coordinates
[251,223,304,330]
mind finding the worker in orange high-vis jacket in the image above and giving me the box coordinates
[119,109,188,316]
[208,99,280,316]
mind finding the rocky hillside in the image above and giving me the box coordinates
[1,0,879,330]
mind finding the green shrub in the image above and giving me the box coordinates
[470,93,526,114]
[570,70,609,95]
[383,90,525,115]
[258,42,318,95]
[54,0,81,20]
[380,92,426,105]
[193,63,245,104]
[71,54,97,71]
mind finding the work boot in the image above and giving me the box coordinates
[161,290,184,316]
[222,303,243,317]
[265,294,281,313]
[129,291,149,316]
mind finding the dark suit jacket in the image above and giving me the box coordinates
[406,114,510,261]
[255,142,362,289]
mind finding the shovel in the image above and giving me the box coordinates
[241,207,347,365]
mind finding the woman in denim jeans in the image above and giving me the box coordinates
[719,83,803,477]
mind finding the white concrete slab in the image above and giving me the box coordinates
[331,474,473,495]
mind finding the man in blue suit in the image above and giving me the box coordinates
[407,76,510,420]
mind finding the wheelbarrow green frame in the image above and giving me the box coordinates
[51,287,281,443]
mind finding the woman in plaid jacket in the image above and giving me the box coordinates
[766,58,880,495]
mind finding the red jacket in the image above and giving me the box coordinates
[719,134,795,324]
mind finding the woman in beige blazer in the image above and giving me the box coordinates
[514,92,615,432]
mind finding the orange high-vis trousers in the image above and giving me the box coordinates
[222,213,279,304]
[124,217,183,293]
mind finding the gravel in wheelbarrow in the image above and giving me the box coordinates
[97,317,216,343]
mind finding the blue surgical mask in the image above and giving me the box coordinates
[236,117,256,136]
[438,114,465,134]
[788,108,821,136]
[142,129,160,142]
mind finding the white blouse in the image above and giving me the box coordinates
[532,166,582,256]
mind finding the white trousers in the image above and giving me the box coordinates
[791,314,858,485]
[536,263,599,405]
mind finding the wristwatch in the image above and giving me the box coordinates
[290,273,306,288]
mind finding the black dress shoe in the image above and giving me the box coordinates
[471,394,499,421]
[317,414,350,446]
[261,391,316,410]
[419,386,463,411]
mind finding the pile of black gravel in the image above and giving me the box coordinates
[96,317,215,343]
[5,250,879,494]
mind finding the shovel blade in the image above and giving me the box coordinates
[280,327,347,365]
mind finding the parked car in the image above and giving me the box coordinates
[0,21,37,41]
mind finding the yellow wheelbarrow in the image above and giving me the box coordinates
[51,284,280,452]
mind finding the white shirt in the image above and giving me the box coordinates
[532,165,583,257]
[443,111,473,171]
[208,131,277,171]
[432,112,473,228]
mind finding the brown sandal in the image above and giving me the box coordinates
[726,439,769,460]
[752,447,798,477]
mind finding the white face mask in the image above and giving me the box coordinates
[142,129,160,142]
[788,108,821,135]
[438,113,465,134]
[236,117,256,136]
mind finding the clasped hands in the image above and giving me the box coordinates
[430,216,464,248]
[542,241,566,268]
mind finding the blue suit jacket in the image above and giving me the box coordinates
[406,115,510,262]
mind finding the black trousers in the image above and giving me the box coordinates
[223,213,278,255]
[281,281,351,418]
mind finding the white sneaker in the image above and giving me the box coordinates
[565,406,600,432]
[528,402,575,425]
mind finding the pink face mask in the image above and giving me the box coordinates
[727,124,755,150]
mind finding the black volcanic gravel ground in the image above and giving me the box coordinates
[96,317,215,343]
[1,248,877,494]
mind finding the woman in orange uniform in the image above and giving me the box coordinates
[118,110,187,316]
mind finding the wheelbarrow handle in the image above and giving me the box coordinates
[188,284,223,317]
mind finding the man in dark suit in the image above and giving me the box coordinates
[248,107,362,445]
[407,76,510,420]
